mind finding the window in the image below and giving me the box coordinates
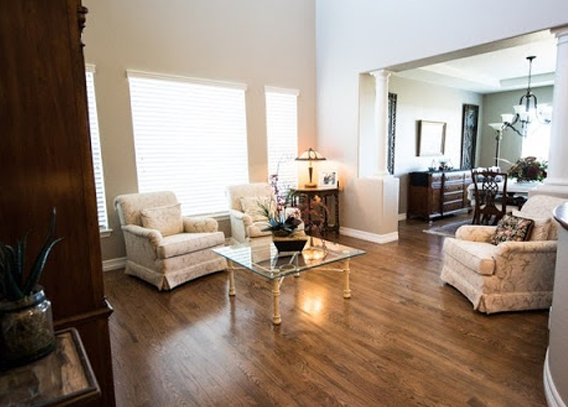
[128,71,249,216]
[85,65,109,230]
[265,87,299,194]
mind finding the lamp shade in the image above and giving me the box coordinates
[295,148,326,161]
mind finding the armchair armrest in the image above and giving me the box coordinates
[183,216,219,233]
[495,240,557,255]
[122,224,163,245]
[228,209,253,225]
[456,225,496,242]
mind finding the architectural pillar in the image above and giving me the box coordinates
[370,69,391,177]
[534,26,568,198]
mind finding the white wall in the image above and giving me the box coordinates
[479,86,554,168]
[83,0,317,260]
[316,0,568,232]
[389,76,483,214]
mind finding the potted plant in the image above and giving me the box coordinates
[258,200,307,251]
[0,208,63,367]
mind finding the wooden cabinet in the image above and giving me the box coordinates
[408,170,472,221]
[0,1,115,406]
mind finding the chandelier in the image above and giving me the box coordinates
[499,56,552,137]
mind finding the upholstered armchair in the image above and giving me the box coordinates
[441,194,566,313]
[226,182,303,243]
[114,191,226,291]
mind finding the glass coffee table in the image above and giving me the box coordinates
[212,238,366,325]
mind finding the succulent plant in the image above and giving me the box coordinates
[0,208,63,301]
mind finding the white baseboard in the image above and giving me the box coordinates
[398,213,407,221]
[544,348,567,407]
[340,227,398,244]
[102,257,127,272]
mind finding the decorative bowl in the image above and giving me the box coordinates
[272,237,308,252]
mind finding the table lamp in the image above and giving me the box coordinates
[295,148,326,188]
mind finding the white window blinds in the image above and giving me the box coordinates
[265,87,299,194]
[85,67,109,230]
[128,71,249,216]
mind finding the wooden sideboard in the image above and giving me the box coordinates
[408,170,472,221]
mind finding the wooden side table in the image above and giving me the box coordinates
[0,328,100,407]
[290,187,340,237]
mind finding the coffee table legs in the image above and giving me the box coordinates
[226,260,351,325]
[228,261,236,296]
[272,278,283,325]
[342,259,351,299]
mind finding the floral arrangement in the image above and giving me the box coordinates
[257,198,302,237]
[507,156,547,182]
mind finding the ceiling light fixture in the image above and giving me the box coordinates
[499,56,552,137]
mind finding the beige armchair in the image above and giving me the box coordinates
[226,182,303,243]
[114,191,226,290]
[441,194,566,313]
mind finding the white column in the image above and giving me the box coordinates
[546,27,568,186]
[370,69,391,177]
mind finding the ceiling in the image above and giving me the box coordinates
[394,34,557,94]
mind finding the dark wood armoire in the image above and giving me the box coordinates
[0,1,116,406]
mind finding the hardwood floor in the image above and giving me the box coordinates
[104,216,549,407]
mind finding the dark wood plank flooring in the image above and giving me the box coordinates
[104,216,549,407]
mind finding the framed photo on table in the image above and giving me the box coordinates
[418,120,446,157]
[318,170,338,188]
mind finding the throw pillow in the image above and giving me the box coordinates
[240,196,274,222]
[140,203,183,236]
[512,210,551,241]
[489,213,534,245]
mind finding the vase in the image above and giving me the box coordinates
[0,286,55,368]
[272,231,308,252]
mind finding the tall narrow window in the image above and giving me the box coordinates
[265,87,299,194]
[128,71,249,216]
[85,65,109,230]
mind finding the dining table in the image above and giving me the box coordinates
[467,180,541,202]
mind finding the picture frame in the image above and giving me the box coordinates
[318,170,338,188]
[418,120,446,157]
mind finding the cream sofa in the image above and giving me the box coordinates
[114,191,226,290]
[441,194,566,313]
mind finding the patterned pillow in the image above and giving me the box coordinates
[512,210,551,241]
[489,213,534,245]
[240,196,274,222]
[140,203,183,236]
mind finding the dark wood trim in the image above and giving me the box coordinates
[54,300,113,329]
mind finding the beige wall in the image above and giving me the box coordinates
[479,86,553,168]
[82,0,316,261]
[388,76,483,214]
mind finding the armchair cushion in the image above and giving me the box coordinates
[157,232,225,259]
[140,203,183,236]
[489,213,533,245]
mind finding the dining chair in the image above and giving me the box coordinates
[470,169,508,225]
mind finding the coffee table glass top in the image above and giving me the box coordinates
[213,238,366,280]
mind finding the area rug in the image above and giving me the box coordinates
[423,219,472,237]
